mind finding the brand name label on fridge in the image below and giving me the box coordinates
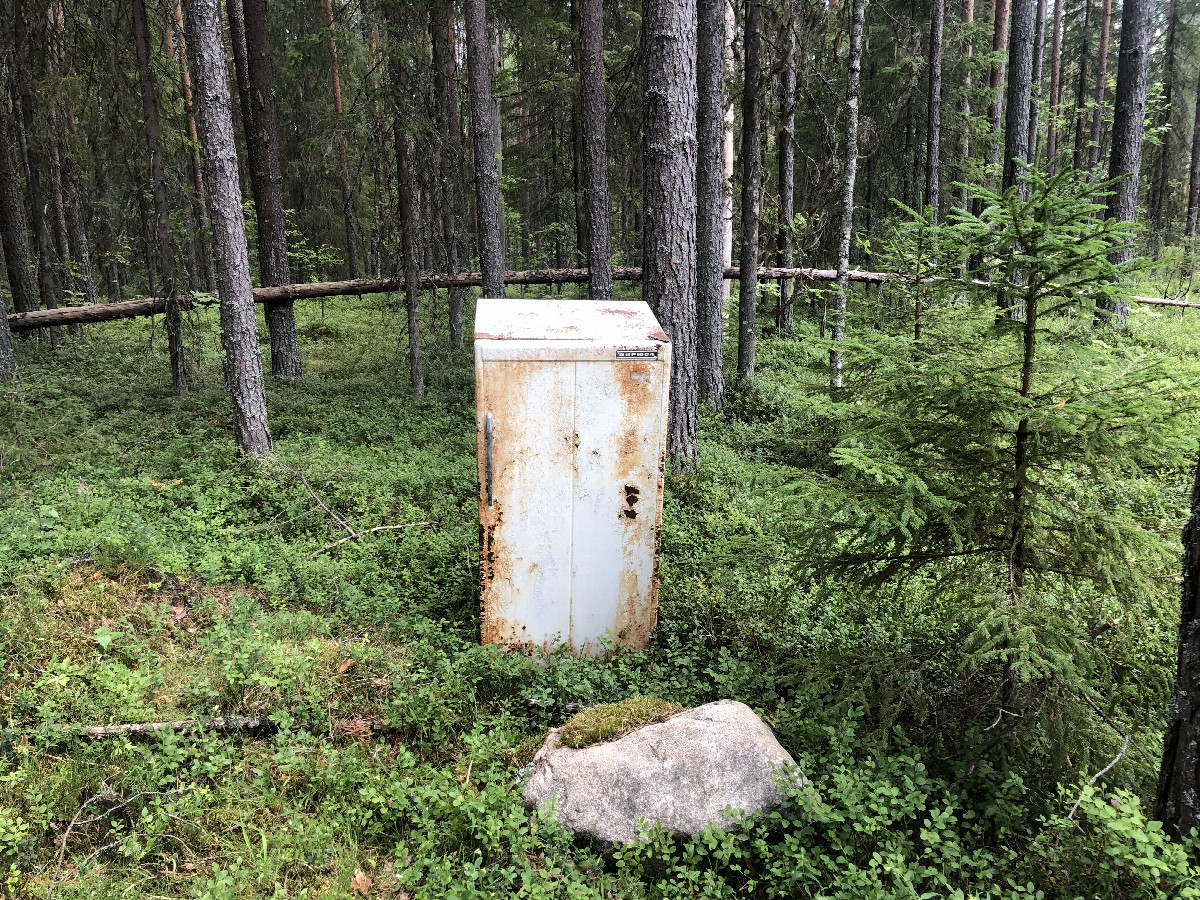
[616,349,659,359]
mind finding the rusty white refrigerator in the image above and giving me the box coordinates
[474,299,671,653]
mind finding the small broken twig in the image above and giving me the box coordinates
[1066,730,1131,823]
[308,522,435,559]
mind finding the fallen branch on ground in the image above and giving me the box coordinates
[63,716,270,738]
[308,522,437,558]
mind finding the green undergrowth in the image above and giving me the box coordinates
[557,697,684,749]
[0,289,1197,898]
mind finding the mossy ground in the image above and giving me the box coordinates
[558,697,685,749]
[0,283,1198,898]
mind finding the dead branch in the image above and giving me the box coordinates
[1066,730,1131,823]
[307,522,436,559]
[63,717,269,738]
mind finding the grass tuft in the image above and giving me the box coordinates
[558,696,685,749]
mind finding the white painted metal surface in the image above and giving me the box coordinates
[475,299,671,653]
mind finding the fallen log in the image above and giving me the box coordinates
[6,267,1193,331]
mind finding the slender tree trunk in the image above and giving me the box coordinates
[737,0,763,382]
[1027,0,1047,163]
[1186,69,1200,237]
[697,0,726,407]
[958,0,974,215]
[1002,0,1036,194]
[1087,0,1111,172]
[171,0,216,292]
[721,0,736,303]
[579,0,613,301]
[1150,0,1178,235]
[1155,447,1200,837]
[1073,0,1093,170]
[1098,0,1151,326]
[1044,0,1063,163]
[777,11,796,330]
[0,277,13,380]
[926,0,945,221]
[642,0,698,465]
[465,0,505,297]
[184,0,272,454]
[986,0,1011,175]
[431,0,467,345]
[0,96,37,322]
[396,124,425,397]
[239,0,301,376]
[831,0,867,391]
[133,0,187,396]
[322,0,359,279]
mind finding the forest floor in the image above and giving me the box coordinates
[1,282,1199,899]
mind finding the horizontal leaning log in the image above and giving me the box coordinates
[6,268,1193,331]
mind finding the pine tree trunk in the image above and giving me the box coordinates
[171,0,216,292]
[958,0,974,216]
[831,0,866,391]
[0,99,37,322]
[183,0,272,455]
[736,0,763,382]
[1155,448,1200,837]
[465,0,505,297]
[721,0,736,303]
[133,0,187,396]
[697,0,726,408]
[926,0,945,221]
[431,0,467,345]
[986,0,1011,175]
[1098,0,1151,326]
[642,0,699,466]
[322,0,359,279]
[396,124,425,397]
[579,0,613,301]
[0,280,14,380]
[1186,69,1200,237]
[1086,0,1111,172]
[1044,0,1063,163]
[1027,0,1047,163]
[777,12,796,330]
[1001,0,1036,194]
[1150,0,1178,235]
[239,0,301,376]
[1072,0,1093,170]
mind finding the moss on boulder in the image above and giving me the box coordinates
[558,696,684,749]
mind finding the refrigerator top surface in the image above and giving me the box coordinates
[475,299,670,345]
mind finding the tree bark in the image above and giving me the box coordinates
[322,0,359,279]
[133,0,187,396]
[465,0,505,297]
[642,0,699,465]
[1150,0,1178,235]
[0,92,37,320]
[958,0,974,216]
[171,0,216,292]
[1072,0,1093,170]
[1027,0,1047,164]
[1187,69,1200,237]
[396,124,425,397]
[697,0,726,407]
[1098,0,1151,326]
[777,12,797,329]
[1001,0,1036,194]
[737,0,763,382]
[579,0,613,301]
[721,0,736,303]
[431,0,467,345]
[1087,0,1112,172]
[926,0,945,221]
[1044,0,1063,164]
[986,0,1011,175]
[184,0,272,455]
[237,0,301,377]
[1155,447,1200,837]
[831,0,867,391]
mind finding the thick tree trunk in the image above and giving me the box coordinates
[133,0,187,396]
[831,0,867,391]
[431,0,467,345]
[642,0,699,465]
[184,0,272,455]
[1044,0,1063,163]
[1098,0,1151,326]
[1086,0,1111,172]
[1155,449,1200,837]
[926,0,945,221]
[322,0,360,279]
[697,0,727,408]
[1150,0,1178,235]
[1027,0,1047,163]
[0,96,38,319]
[579,0,613,301]
[239,0,301,376]
[0,279,13,380]
[777,13,796,330]
[1001,0,1036,194]
[1186,70,1200,238]
[395,125,425,397]
[737,0,763,382]
[465,0,505,297]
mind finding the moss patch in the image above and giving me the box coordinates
[558,697,685,749]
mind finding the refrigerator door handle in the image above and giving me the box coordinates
[485,412,494,507]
